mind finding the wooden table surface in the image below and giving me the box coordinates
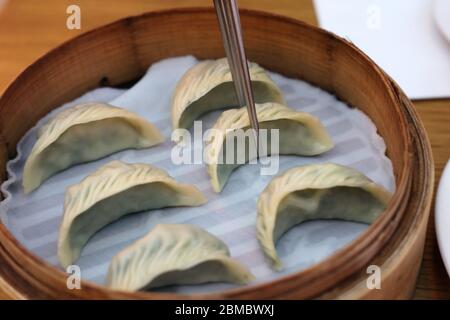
[0,0,449,300]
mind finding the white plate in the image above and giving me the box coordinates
[434,0,450,43]
[436,160,450,278]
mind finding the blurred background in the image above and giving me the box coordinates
[0,0,449,299]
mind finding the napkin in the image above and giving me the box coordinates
[314,0,450,99]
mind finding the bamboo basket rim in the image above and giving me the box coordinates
[0,7,427,299]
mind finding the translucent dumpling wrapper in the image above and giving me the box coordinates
[204,102,334,192]
[23,102,164,193]
[58,161,207,268]
[171,58,285,129]
[106,224,255,291]
[257,163,392,270]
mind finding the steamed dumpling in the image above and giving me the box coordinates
[205,102,333,192]
[106,224,254,291]
[23,102,164,193]
[257,163,392,270]
[171,58,285,129]
[58,161,206,268]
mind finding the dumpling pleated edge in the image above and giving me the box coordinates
[57,161,207,268]
[204,102,334,192]
[170,58,286,129]
[256,163,393,270]
[23,102,165,193]
[106,224,255,291]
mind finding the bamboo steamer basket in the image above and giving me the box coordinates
[0,8,433,299]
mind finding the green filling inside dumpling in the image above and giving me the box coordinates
[215,119,331,191]
[274,186,386,246]
[179,81,283,129]
[106,224,254,291]
[143,259,252,290]
[64,182,193,266]
[33,118,143,187]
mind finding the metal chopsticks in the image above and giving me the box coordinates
[213,0,260,155]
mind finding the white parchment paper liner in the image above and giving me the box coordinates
[0,56,395,294]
